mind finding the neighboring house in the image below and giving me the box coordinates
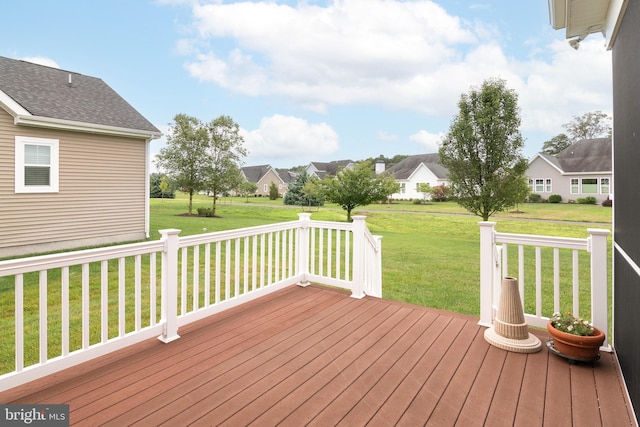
[550,0,639,418]
[0,56,161,257]
[241,164,289,197]
[527,138,612,203]
[382,153,450,200]
[305,160,354,179]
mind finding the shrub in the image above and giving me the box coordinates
[578,197,597,205]
[548,194,562,203]
[602,197,613,207]
[412,198,423,205]
[197,207,214,217]
[268,182,279,200]
[528,193,541,202]
[430,185,452,202]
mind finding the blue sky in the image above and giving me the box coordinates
[1,0,612,168]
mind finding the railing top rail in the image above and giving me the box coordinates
[494,231,589,250]
[178,220,300,247]
[307,220,353,231]
[0,240,165,277]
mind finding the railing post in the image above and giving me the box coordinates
[297,213,311,287]
[588,228,611,350]
[371,235,383,298]
[351,215,367,299]
[158,229,181,343]
[479,221,497,327]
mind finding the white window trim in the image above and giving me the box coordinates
[15,136,59,193]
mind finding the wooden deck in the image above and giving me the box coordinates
[1,284,635,426]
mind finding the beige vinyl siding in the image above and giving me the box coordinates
[256,169,285,197]
[0,109,147,256]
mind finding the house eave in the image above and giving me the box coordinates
[548,0,629,50]
[561,170,612,176]
[14,115,161,140]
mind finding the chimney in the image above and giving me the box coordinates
[375,159,385,174]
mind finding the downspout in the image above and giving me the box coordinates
[145,138,150,239]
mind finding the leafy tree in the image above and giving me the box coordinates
[417,183,433,202]
[562,110,612,141]
[510,175,531,213]
[284,171,323,207]
[155,114,209,214]
[439,78,528,221]
[378,173,401,204]
[202,115,247,216]
[237,180,258,201]
[320,161,395,221]
[542,133,571,155]
[268,182,279,200]
[149,173,175,199]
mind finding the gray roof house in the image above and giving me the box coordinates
[241,164,289,197]
[0,56,161,257]
[527,138,612,203]
[305,160,354,179]
[383,153,450,200]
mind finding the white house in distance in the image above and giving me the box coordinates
[527,138,612,204]
[381,153,450,200]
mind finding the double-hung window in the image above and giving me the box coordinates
[15,136,59,193]
[601,178,610,194]
[570,178,579,194]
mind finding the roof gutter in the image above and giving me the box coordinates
[13,115,161,140]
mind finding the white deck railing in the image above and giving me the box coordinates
[479,221,611,351]
[0,213,381,392]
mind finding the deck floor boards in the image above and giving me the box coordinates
[1,284,635,426]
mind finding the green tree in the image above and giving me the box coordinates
[149,173,175,199]
[439,78,528,221]
[237,180,258,201]
[284,171,323,207]
[202,115,247,216]
[320,161,394,221]
[542,133,571,155]
[417,183,433,202]
[510,175,531,213]
[268,182,279,200]
[379,173,401,204]
[155,114,209,215]
[563,110,612,142]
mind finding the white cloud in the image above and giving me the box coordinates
[518,38,612,135]
[20,56,60,68]
[410,130,445,152]
[182,0,477,110]
[241,114,339,163]
[177,0,612,138]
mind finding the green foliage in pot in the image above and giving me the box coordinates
[550,312,595,336]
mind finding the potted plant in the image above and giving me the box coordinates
[547,312,605,360]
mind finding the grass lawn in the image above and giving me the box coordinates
[154,193,612,317]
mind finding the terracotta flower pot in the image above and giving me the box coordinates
[547,322,605,359]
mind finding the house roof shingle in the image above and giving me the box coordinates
[0,56,160,134]
[554,137,612,172]
[308,160,354,178]
[385,153,449,180]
